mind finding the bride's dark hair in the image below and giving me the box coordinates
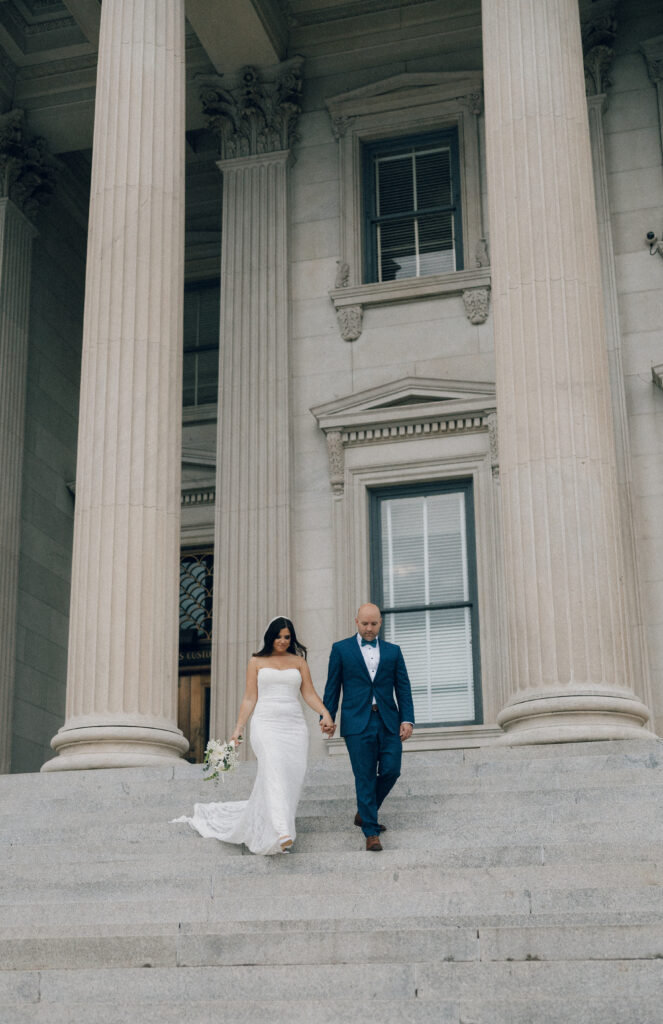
[253,616,308,659]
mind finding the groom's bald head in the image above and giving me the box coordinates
[356,603,382,641]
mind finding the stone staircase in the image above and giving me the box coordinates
[2,738,663,1023]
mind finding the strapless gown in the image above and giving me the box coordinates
[171,667,309,855]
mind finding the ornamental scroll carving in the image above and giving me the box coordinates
[326,431,345,496]
[198,57,304,160]
[0,109,57,219]
[462,286,490,324]
[582,1,617,95]
[337,304,363,342]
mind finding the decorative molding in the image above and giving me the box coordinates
[329,267,491,341]
[0,108,57,218]
[336,303,362,342]
[325,430,344,497]
[312,376,497,495]
[462,286,490,324]
[330,114,354,140]
[475,238,489,268]
[198,56,304,160]
[181,486,216,507]
[584,45,615,96]
[486,410,499,479]
[581,1,617,96]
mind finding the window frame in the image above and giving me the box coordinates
[369,478,483,728]
[183,279,220,409]
[362,128,464,285]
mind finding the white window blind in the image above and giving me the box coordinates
[372,141,457,282]
[377,489,477,725]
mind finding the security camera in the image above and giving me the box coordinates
[647,231,656,241]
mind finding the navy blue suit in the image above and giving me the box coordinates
[323,635,415,837]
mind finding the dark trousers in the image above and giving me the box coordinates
[343,707,402,838]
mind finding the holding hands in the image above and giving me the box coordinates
[320,710,336,737]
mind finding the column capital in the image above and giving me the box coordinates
[581,0,617,96]
[198,55,304,160]
[0,109,57,220]
[641,34,663,85]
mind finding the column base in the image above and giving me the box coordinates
[496,689,655,745]
[41,724,190,772]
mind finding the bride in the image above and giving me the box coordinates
[172,616,334,855]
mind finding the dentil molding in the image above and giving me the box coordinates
[311,376,497,496]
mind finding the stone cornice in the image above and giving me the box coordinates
[312,377,496,495]
[0,108,57,218]
[198,55,304,160]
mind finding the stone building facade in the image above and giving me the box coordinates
[1,0,662,774]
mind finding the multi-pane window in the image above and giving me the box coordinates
[371,481,481,726]
[179,550,213,669]
[363,129,463,284]
[183,281,220,407]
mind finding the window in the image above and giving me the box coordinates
[370,480,481,726]
[183,281,220,407]
[363,130,463,284]
[179,549,213,669]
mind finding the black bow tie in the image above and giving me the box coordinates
[361,638,377,647]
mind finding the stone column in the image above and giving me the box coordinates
[199,59,303,745]
[43,0,189,770]
[482,0,651,742]
[0,112,55,773]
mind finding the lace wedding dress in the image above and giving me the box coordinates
[172,667,309,855]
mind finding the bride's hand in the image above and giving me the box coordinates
[230,729,243,746]
[320,711,335,736]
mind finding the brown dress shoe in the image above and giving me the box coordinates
[366,835,383,852]
[354,812,386,832]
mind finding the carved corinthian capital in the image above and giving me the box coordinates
[581,1,617,95]
[0,109,57,218]
[198,56,304,160]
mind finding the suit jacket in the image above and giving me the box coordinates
[323,635,415,737]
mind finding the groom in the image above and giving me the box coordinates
[322,603,414,851]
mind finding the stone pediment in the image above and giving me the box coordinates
[326,71,483,119]
[311,376,496,433]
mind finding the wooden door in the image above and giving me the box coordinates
[178,672,211,763]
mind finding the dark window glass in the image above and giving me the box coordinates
[183,281,220,407]
[364,130,463,283]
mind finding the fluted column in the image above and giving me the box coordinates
[43,0,189,770]
[0,112,55,773]
[482,0,651,742]
[199,59,303,745]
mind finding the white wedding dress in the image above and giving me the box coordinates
[172,667,309,855]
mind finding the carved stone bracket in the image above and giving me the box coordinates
[325,430,344,496]
[486,410,499,479]
[336,304,363,342]
[198,56,304,160]
[462,286,490,324]
[0,109,57,219]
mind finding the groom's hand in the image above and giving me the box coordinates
[399,722,413,741]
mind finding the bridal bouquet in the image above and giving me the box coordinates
[202,737,242,783]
